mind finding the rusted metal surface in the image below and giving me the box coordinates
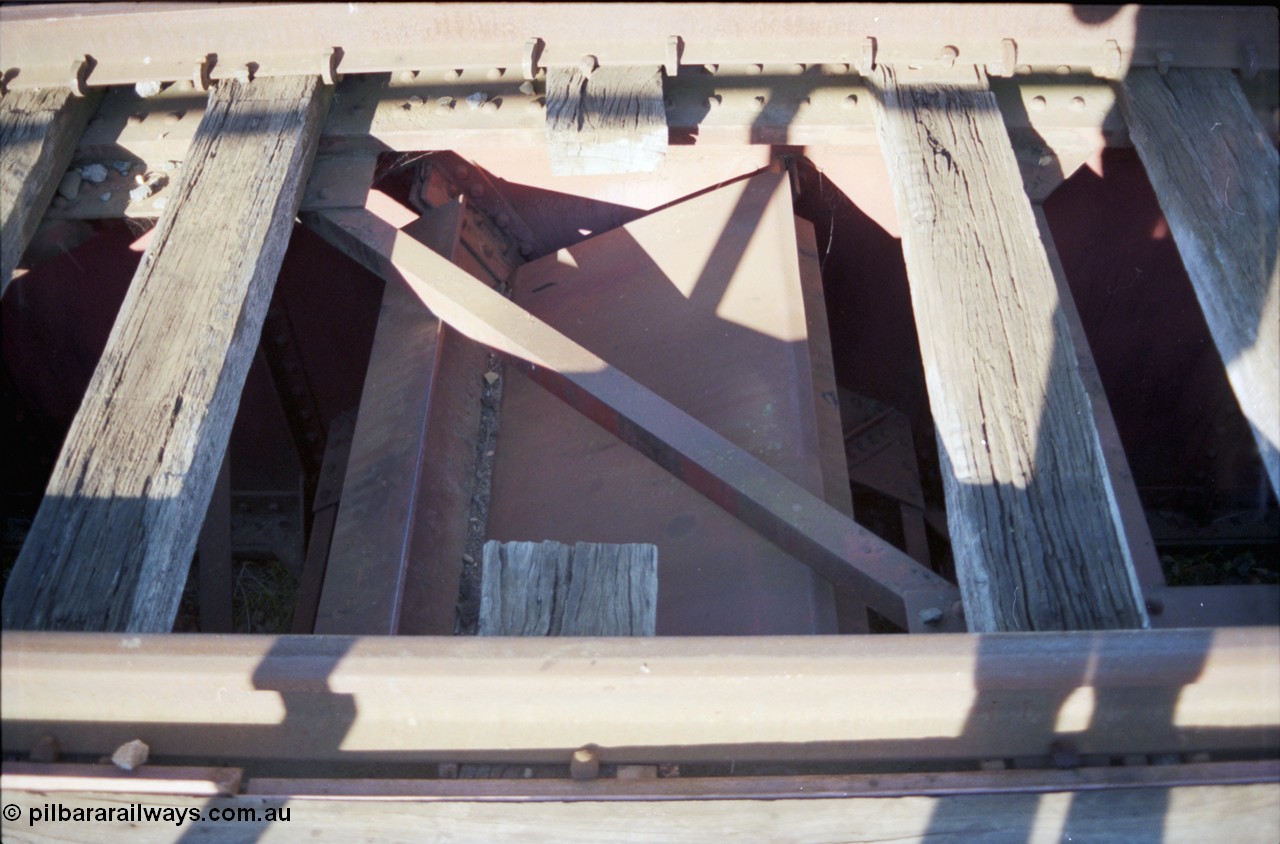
[290,410,356,635]
[1146,585,1280,629]
[245,759,1280,801]
[303,189,958,633]
[2,629,1276,765]
[487,172,837,635]
[1,5,1274,92]
[312,200,464,635]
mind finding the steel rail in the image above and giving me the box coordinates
[2,629,1277,765]
[1,5,1275,92]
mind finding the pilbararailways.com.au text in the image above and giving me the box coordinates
[16,802,292,827]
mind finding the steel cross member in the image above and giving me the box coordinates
[303,201,961,632]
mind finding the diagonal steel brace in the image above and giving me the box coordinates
[303,203,961,631]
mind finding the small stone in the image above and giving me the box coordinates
[98,192,112,202]
[462,554,475,564]
[30,735,60,763]
[408,95,424,105]
[111,739,149,771]
[483,372,500,385]
[129,183,153,202]
[80,163,109,183]
[465,92,488,111]
[112,160,133,175]
[135,80,163,98]
[518,80,535,95]
[57,170,82,200]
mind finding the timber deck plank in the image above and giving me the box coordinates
[545,65,668,176]
[871,66,1147,632]
[1118,68,1280,498]
[479,540,658,636]
[0,86,100,295]
[1,76,329,632]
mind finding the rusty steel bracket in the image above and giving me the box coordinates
[522,38,544,80]
[665,35,681,76]
[302,201,961,632]
[67,55,91,96]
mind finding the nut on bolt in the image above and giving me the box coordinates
[570,745,601,780]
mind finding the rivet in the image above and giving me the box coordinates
[408,95,424,105]
[486,67,504,80]
[1070,96,1086,110]
[526,97,545,112]
[127,114,145,126]
[940,46,959,68]
[398,69,419,82]
[842,94,858,109]
[751,95,766,111]
[746,63,763,75]
[789,63,806,74]
[444,68,461,80]
[1030,95,1047,111]
[164,112,182,125]
[435,96,455,113]
[704,63,718,75]
[1055,65,1071,75]
[480,99,499,113]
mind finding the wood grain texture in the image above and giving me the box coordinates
[2,783,1276,843]
[1,76,329,632]
[1118,68,1279,498]
[1033,205,1165,589]
[479,540,657,636]
[0,87,100,295]
[545,65,667,176]
[871,65,1146,632]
